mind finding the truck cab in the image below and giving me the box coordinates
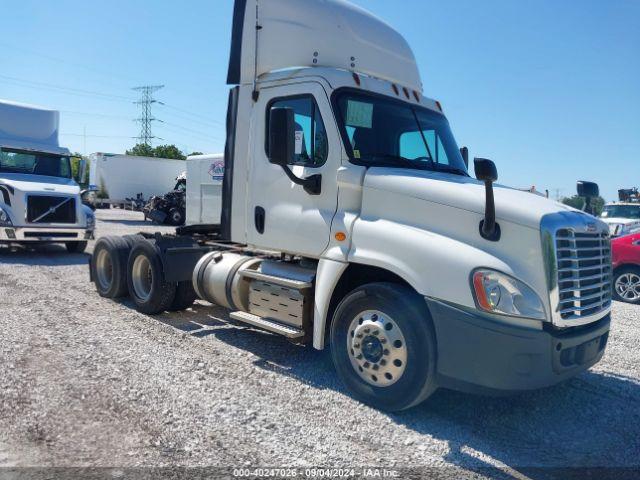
[0,100,95,252]
[91,0,612,411]
[601,191,640,237]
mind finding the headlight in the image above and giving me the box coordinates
[471,269,546,320]
[0,206,12,227]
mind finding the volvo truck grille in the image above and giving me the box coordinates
[27,196,76,224]
[555,229,611,321]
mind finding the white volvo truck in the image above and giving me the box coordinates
[90,0,612,411]
[0,100,95,252]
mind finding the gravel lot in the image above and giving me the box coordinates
[0,209,638,477]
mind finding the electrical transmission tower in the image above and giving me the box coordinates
[132,85,164,146]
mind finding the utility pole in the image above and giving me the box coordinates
[132,85,164,146]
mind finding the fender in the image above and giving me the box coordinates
[313,258,348,349]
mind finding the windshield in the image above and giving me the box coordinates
[602,205,640,219]
[334,90,467,175]
[0,148,72,179]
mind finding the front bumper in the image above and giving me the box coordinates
[427,298,610,394]
[0,226,94,242]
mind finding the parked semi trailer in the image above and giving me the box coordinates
[89,153,187,206]
[89,0,612,411]
[0,99,95,252]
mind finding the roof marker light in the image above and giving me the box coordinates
[392,84,399,95]
[413,90,420,102]
[352,72,361,86]
[402,87,410,99]
[435,100,443,112]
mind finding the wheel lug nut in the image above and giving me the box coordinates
[380,338,387,344]
[364,328,370,334]
[383,349,390,356]
[356,333,363,338]
[354,343,360,348]
[380,359,387,366]
[363,362,370,369]
[372,330,379,336]
[372,364,379,371]
[356,354,363,360]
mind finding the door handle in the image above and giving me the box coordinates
[254,206,265,234]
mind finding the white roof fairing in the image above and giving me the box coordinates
[0,99,70,155]
[227,0,423,92]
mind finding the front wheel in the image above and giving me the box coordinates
[613,266,640,304]
[330,282,437,411]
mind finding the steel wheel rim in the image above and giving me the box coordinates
[347,309,408,387]
[132,255,153,302]
[95,249,113,291]
[615,273,640,301]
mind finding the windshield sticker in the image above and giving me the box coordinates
[353,149,361,159]
[294,130,303,155]
[346,100,373,128]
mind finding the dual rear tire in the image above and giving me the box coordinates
[90,235,197,314]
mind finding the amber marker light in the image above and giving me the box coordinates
[335,232,347,242]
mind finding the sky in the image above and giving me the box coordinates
[1,0,638,201]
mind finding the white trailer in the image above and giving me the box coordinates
[90,0,612,411]
[0,99,94,252]
[89,153,187,204]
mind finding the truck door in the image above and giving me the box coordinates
[247,82,339,257]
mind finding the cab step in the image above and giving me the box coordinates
[229,311,305,339]
[238,269,312,290]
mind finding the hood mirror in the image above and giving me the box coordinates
[577,180,599,215]
[474,158,500,241]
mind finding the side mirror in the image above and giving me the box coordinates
[75,157,88,185]
[268,107,295,166]
[577,181,599,198]
[266,106,322,195]
[474,158,500,241]
[460,146,469,169]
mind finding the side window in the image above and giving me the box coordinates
[266,96,328,167]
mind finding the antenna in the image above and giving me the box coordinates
[132,85,164,146]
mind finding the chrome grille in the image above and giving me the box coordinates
[555,229,611,320]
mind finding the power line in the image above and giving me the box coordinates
[61,110,131,120]
[159,102,224,126]
[133,85,164,146]
[61,133,134,138]
[0,74,134,102]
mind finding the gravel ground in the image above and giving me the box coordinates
[0,209,638,477]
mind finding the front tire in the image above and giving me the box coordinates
[613,266,640,304]
[330,282,437,411]
[127,240,176,314]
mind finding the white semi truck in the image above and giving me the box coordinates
[0,99,95,252]
[90,0,612,411]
